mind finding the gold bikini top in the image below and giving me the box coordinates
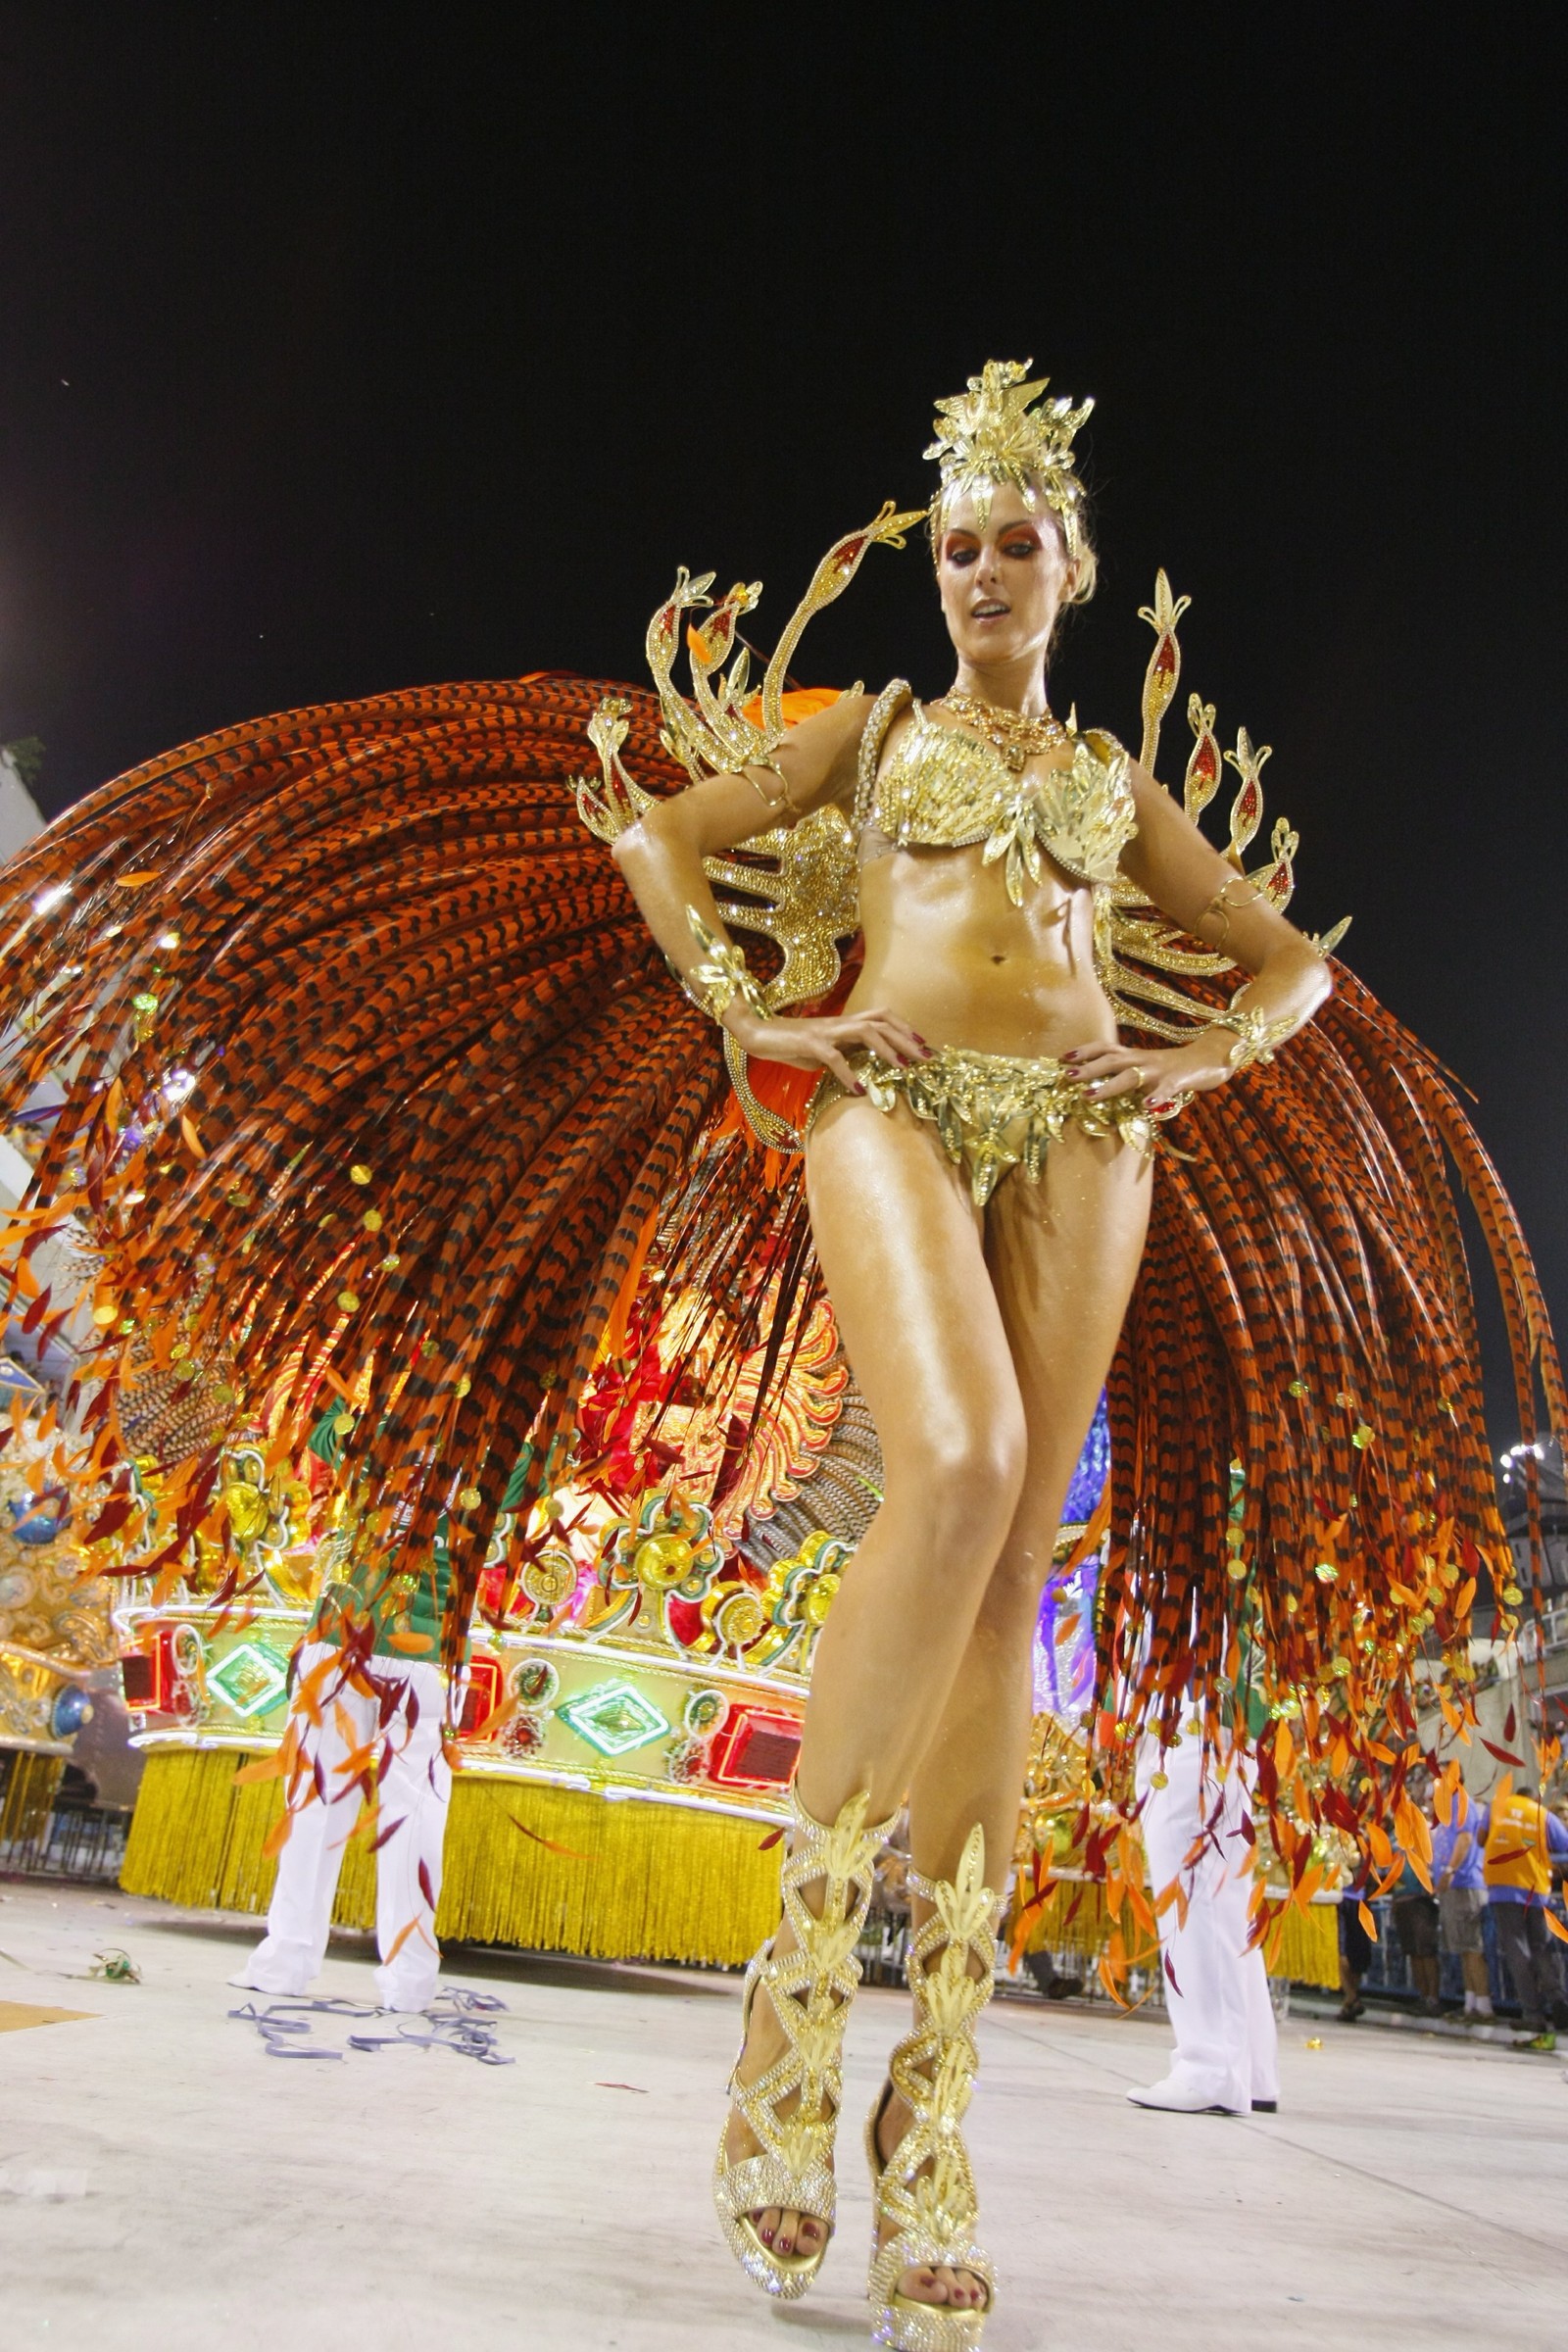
[853,681,1138,906]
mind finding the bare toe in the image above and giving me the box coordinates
[899,2261,989,2310]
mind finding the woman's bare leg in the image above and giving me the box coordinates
[727,1096,1028,2263]
[877,1126,1152,2311]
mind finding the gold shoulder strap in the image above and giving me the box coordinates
[853,680,913,835]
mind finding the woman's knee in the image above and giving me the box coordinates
[894,1398,1028,1551]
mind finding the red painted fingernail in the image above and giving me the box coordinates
[854,1082,866,1096]
[761,2230,774,2246]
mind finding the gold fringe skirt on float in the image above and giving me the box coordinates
[120,1749,782,1966]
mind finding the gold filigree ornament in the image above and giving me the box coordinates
[218,1443,316,1603]
[576,504,924,1151]
[1100,570,1352,1043]
[925,357,1094,551]
[751,1530,851,1675]
[648,1287,848,1545]
[1207,990,1299,1070]
[684,911,770,1025]
[590,1489,726,1650]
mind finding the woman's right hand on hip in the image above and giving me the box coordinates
[723,1005,931,1095]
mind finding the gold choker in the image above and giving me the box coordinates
[935,691,1068,774]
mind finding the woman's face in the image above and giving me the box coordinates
[935,480,1075,674]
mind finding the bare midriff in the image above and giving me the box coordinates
[848,841,1117,1060]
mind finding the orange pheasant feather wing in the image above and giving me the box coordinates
[0,674,744,1631]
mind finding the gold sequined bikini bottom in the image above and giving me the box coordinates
[808,1043,1156,1208]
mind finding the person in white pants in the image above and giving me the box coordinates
[1127,1723,1279,2115]
[229,1641,455,2012]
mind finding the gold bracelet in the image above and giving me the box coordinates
[684,908,770,1026]
[1207,990,1296,1070]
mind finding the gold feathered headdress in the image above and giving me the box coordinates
[926,359,1093,555]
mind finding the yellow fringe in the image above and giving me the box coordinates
[1014,1874,1342,1991]
[0,1751,65,1844]
[121,1751,780,1967]
[1263,1898,1340,1991]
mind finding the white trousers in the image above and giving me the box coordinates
[239,1642,454,2009]
[1136,1729,1279,2110]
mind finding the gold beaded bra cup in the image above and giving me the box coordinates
[855,683,1138,906]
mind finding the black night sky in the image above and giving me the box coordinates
[0,10,1563,1436]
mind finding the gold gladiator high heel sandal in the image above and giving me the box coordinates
[865,1826,1003,2350]
[714,1785,892,2299]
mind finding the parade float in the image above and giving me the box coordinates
[114,1283,883,1966]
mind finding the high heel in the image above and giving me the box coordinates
[865,1825,1002,2350]
[713,1785,892,2299]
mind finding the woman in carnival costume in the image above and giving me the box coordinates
[0,362,1559,2348]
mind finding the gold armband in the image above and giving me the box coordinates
[742,760,799,818]
[1207,990,1297,1070]
[685,908,769,1026]
[1199,876,1264,955]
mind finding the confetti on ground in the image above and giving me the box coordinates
[229,1986,513,2065]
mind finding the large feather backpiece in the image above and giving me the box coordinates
[0,675,786,1636]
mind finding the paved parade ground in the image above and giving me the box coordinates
[2,1879,1564,2352]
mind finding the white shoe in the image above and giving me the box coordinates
[1127,2073,1247,2115]
[227,1965,313,1996]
